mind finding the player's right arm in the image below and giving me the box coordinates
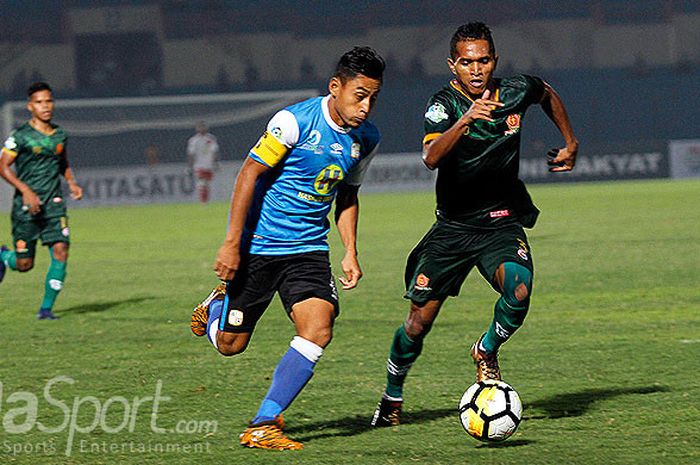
[214,157,270,281]
[213,110,298,281]
[422,89,503,170]
[0,140,42,215]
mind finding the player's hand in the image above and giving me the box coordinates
[22,190,42,215]
[68,182,83,201]
[339,252,362,290]
[214,243,240,281]
[462,89,504,124]
[547,144,578,172]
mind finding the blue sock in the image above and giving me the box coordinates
[251,337,323,425]
[206,300,224,347]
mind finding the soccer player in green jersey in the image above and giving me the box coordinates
[371,22,578,426]
[0,82,83,320]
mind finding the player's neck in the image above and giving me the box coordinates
[455,79,496,101]
[29,118,54,135]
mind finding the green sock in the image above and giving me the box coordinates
[385,326,423,399]
[1,248,17,270]
[482,262,532,353]
[40,252,67,310]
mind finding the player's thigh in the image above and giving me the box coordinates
[219,254,279,334]
[277,251,339,319]
[404,221,479,304]
[39,216,71,256]
[476,226,534,291]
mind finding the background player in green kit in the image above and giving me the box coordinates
[0,82,83,320]
[371,22,579,426]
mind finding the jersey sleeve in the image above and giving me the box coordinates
[249,110,299,167]
[520,74,546,105]
[2,131,19,158]
[423,94,454,145]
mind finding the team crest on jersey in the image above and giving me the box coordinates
[351,142,361,159]
[314,164,344,195]
[414,273,432,291]
[55,143,64,154]
[425,103,448,123]
[32,146,42,154]
[505,114,521,135]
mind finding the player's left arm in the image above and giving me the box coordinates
[335,183,362,290]
[60,149,83,200]
[539,82,579,172]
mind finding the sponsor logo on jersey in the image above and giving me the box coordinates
[62,227,70,237]
[314,164,344,195]
[505,113,521,135]
[299,130,323,153]
[270,126,283,138]
[425,103,448,123]
[16,240,28,253]
[351,142,361,159]
[489,209,510,218]
[4,136,16,150]
[414,273,432,291]
[228,309,244,327]
[330,143,343,154]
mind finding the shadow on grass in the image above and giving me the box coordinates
[287,407,455,442]
[59,297,156,314]
[524,385,671,420]
[476,439,534,448]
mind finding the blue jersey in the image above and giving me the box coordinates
[245,95,380,255]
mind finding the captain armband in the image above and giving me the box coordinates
[250,131,288,167]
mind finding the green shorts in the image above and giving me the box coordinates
[404,218,533,304]
[11,214,70,259]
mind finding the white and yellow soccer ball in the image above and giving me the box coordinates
[458,380,522,442]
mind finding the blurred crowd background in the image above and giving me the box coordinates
[1,0,698,166]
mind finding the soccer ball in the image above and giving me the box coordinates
[458,380,522,442]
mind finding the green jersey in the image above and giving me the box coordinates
[3,122,69,218]
[423,74,545,228]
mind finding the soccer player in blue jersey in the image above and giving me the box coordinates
[190,47,384,450]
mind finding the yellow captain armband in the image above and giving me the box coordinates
[250,131,288,167]
[1,147,18,159]
[423,132,443,145]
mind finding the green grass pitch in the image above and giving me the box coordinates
[1,179,698,465]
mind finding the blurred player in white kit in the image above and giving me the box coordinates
[187,122,220,203]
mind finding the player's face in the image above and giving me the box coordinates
[27,90,54,124]
[448,39,498,97]
[328,74,381,128]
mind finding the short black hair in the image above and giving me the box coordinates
[334,46,385,83]
[450,22,496,59]
[27,82,52,98]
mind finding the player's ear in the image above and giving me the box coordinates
[447,58,457,75]
[493,54,499,69]
[328,76,342,99]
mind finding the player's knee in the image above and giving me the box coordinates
[16,260,34,272]
[298,326,333,348]
[216,334,249,356]
[405,305,433,339]
[502,262,532,308]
